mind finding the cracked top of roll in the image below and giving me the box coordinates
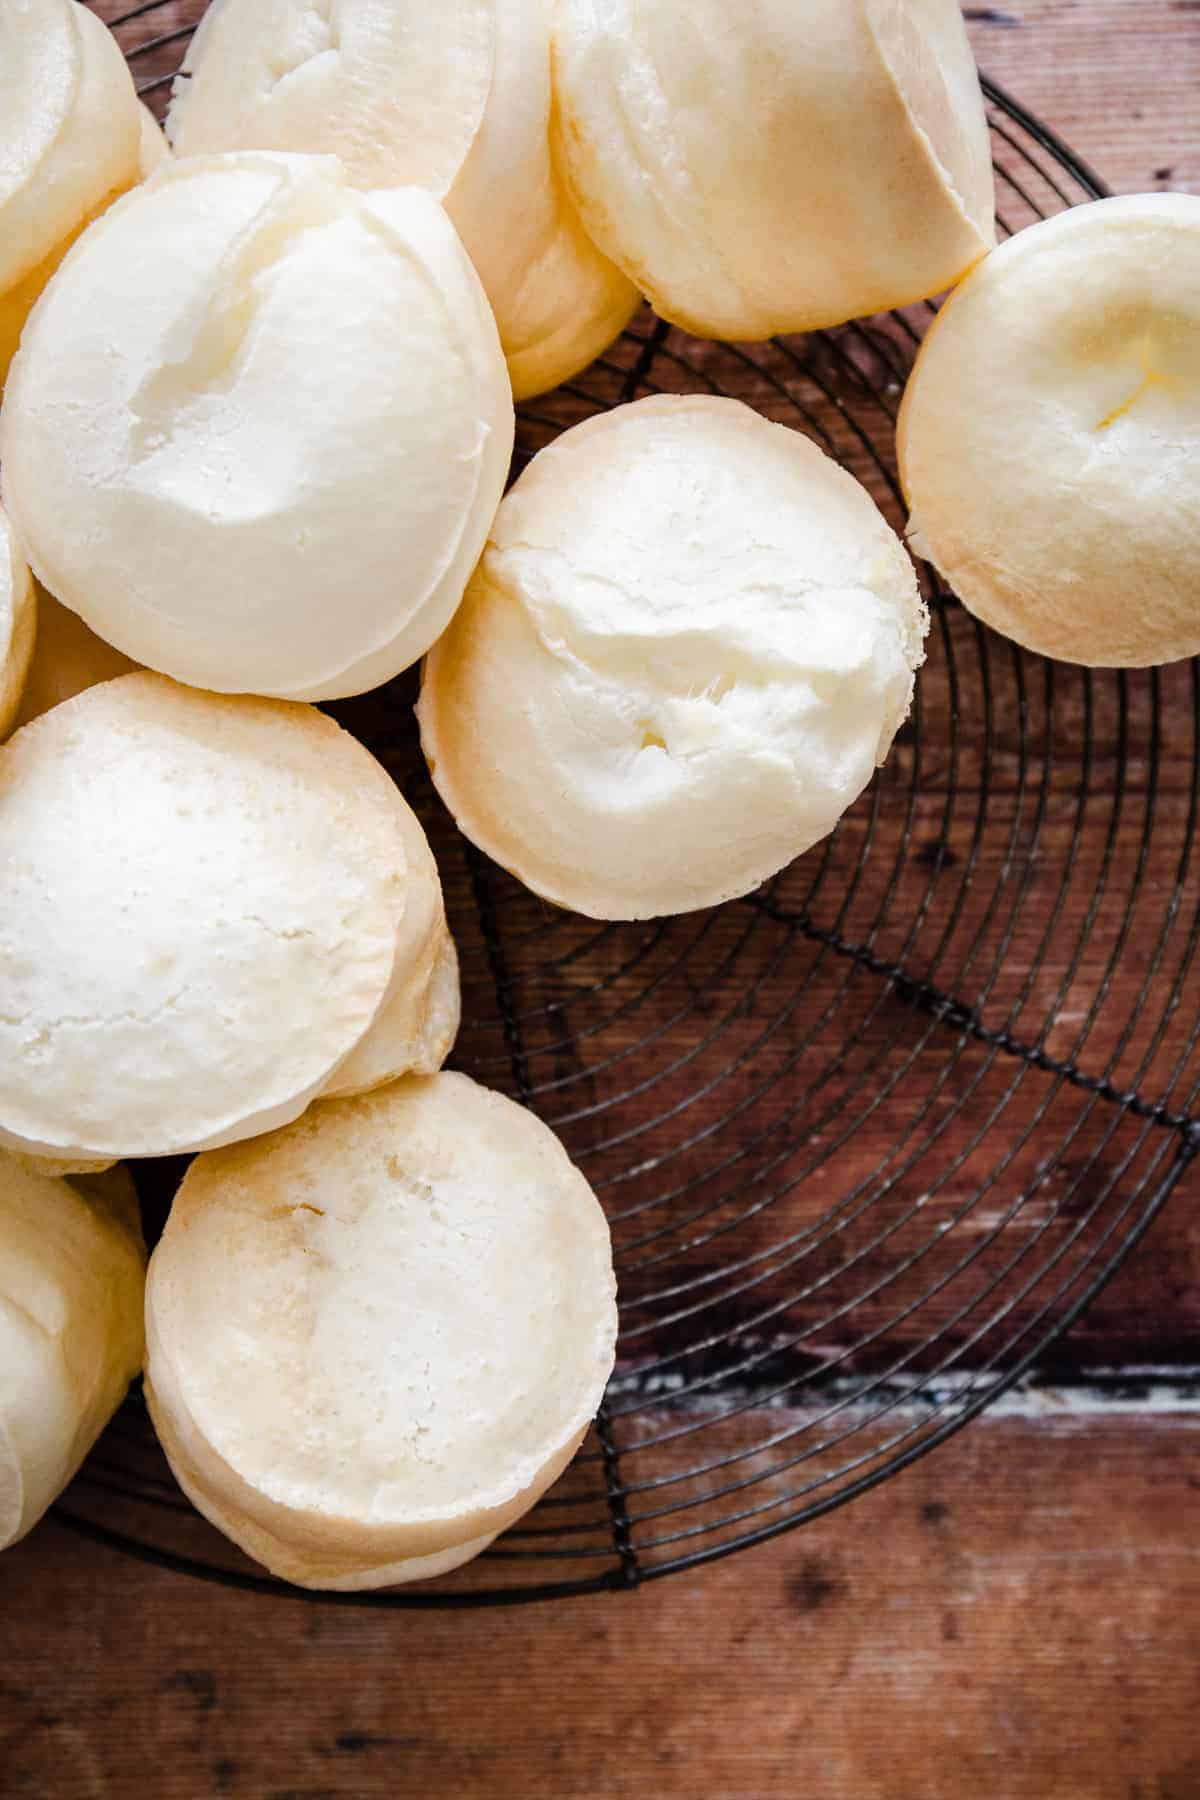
[165,0,638,401]
[418,395,927,920]
[0,152,514,702]
[0,673,410,1162]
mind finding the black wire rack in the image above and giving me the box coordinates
[53,3,1200,1606]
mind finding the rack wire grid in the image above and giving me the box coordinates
[52,2,1199,1605]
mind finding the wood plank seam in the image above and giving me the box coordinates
[612,1365,1200,1411]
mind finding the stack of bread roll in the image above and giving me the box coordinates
[145,1075,618,1589]
[0,674,457,1172]
[1,0,1193,1591]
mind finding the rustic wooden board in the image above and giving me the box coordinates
[4,3,1200,1795]
[4,1410,1200,1799]
[965,1,1200,197]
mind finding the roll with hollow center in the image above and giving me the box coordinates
[898,193,1200,668]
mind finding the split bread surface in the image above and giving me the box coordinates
[0,152,514,702]
[1,1158,145,1550]
[897,193,1200,667]
[165,0,638,400]
[0,674,457,1165]
[0,0,142,388]
[145,1073,618,1589]
[418,394,928,920]
[551,0,994,339]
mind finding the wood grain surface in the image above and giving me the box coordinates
[5,1412,1200,1799]
[4,3,1200,1796]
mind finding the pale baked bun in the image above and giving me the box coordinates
[1,153,513,701]
[138,104,170,179]
[0,673,417,1164]
[898,194,1200,667]
[166,0,637,398]
[551,0,995,339]
[0,0,141,388]
[1,1158,144,1550]
[419,395,927,919]
[11,627,458,1097]
[145,1073,618,1589]
[15,588,139,732]
[0,506,35,740]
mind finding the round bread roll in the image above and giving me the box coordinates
[551,0,995,339]
[1,1158,145,1550]
[9,633,460,1097]
[0,506,35,741]
[15,587,139,732]
[418,395,927,919]
[1,153,513,702]
[0,673,422,1164]
[145,1073,618,1589]
[0,0,141,389]
[897,193,1200,667]
[166,0,638,399]
[138,104,171,179]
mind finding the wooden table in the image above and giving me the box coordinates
[4,5,1200,1796]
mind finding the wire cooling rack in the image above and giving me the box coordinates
[53,3,1200,1605]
